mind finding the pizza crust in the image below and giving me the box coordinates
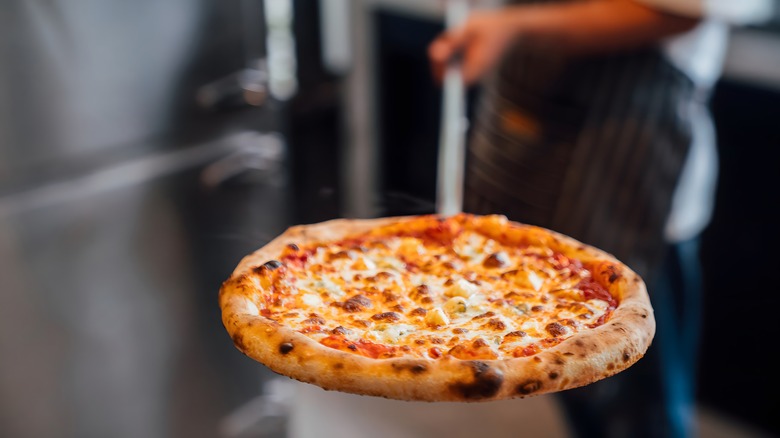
[219,215,655,402]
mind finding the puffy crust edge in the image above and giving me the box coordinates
[219,214,655,402]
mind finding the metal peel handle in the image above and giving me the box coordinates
[436,0,469,217]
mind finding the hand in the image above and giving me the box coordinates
[427,0,700,86]
[427,9,521,86]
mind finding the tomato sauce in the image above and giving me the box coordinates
[320,335,398,359]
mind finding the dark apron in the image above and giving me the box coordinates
[464,14,694,279]
[464,2,694,438]
[462,3,696,437]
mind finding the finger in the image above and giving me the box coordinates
[428,33,453,84]
[428,29,468,84]
[427,33,454,65]
[428,41,445,83]
[461,36,491,86]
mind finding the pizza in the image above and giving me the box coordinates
[219,213,654,402]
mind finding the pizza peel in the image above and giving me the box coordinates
[436,0,470,218]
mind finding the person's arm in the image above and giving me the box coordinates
[428,0,700,85]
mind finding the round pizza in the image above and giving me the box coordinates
[219,213,654,402]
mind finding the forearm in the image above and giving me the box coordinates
[506,0,700,54]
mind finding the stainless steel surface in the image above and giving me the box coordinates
[0,132,291,438]
[722,28,780,90]
[0,3,294,437]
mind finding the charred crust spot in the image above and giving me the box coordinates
[641,313,648,319]
[575,340,585,347]
[533,357,542,363]
[410,285,432,304]
[328,250,351,261]
[623,351,632,362]
[449,361,504,400]
[607,363,616,370]
[472,311,496,320]
[263,260,282,270]
[371,312,402,322]
[232,333,247,351]
[472,338,490,348]
[362,286,380,295]
[545,322,568,337]
[368,272,394,283]
[303,315,326,325]
[286,243,299,251]
[442,261,461,270]
[485,318,506,331]
[554,357,565,365]
[483,252,509,268]
[531,305,545,312]
[548,372,559,380]
[504,292,521,301]
[331,326,350,335]
[609,273,619,283]
[516,379,542,396]
[410,307,428,317]
[382,291,400,302]
[347,344,358,351]
[279,342,294,354]
[505,331,527,338]
[392,362,429,375]
[342,295,372,312]
[563,352,574,356]
[410,363,427,374]
[333,363,344,370]
[561,319,580,328]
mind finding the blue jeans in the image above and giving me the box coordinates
[557,238,702,438]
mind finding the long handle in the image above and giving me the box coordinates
[436,0,469,217]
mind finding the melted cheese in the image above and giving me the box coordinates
[253,221,617,361]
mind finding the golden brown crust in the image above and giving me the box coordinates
[219,214,655,402]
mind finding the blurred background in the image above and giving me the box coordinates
[0,1,778,437]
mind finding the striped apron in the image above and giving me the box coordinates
[463,2,696,436]
[464,11,694,280]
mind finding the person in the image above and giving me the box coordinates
[428,0,772,437]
